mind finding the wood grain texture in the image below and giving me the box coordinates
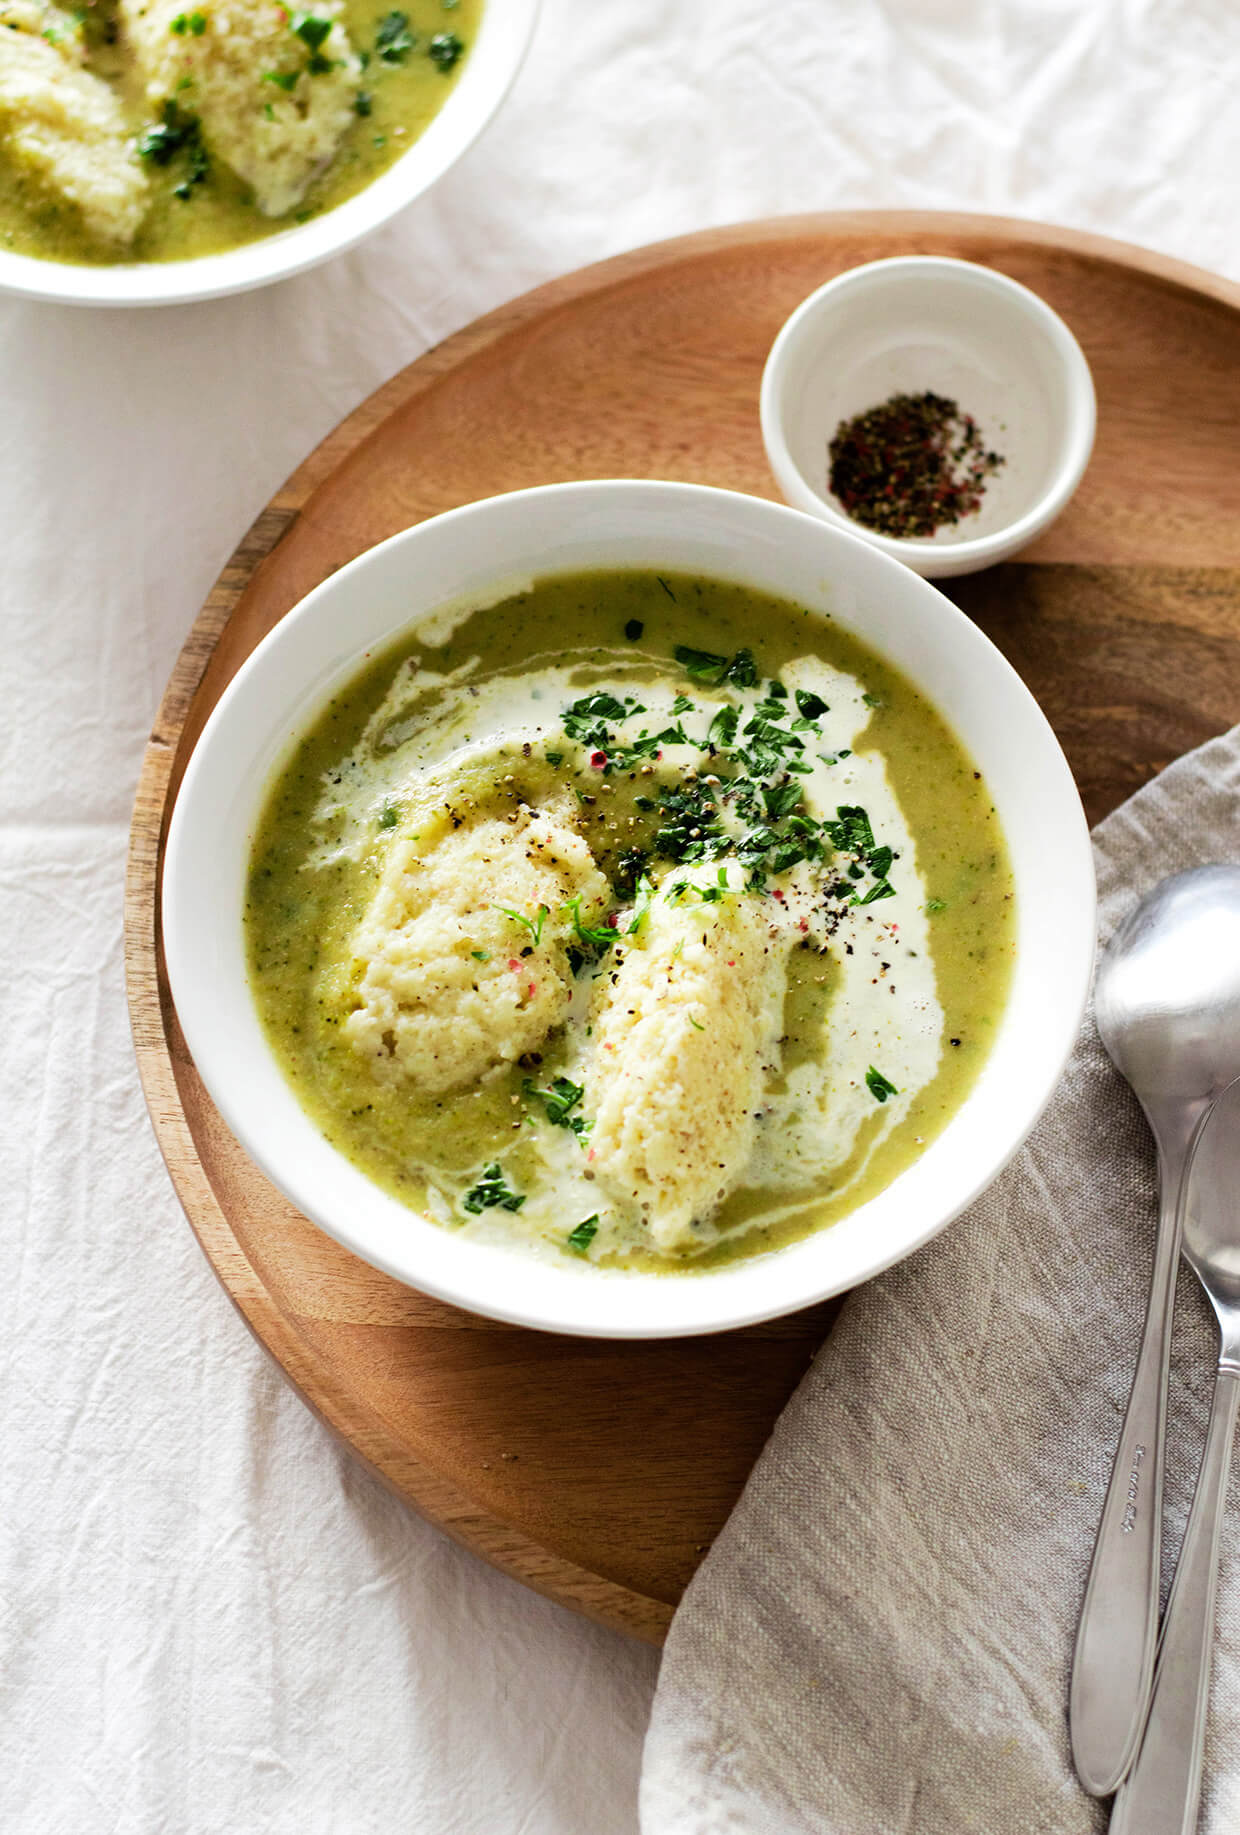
[125,213,1240,1645]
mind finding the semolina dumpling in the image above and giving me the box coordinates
[583,875,786,1250]
[0,2,148,244]
[119,0,359,218]
[343,806,610,1096]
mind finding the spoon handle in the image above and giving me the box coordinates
[1070,1170,1182,1795]
[1110,1363,1240,1835]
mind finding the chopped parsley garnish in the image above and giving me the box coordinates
[673,645,726,683]
[291,10,332,51]
[428,29,463,68]
[377,801,400,830]
[462,1164,525,1214]
[862,692,883,708]
[852,879,897,906]
[707,705,738,749]
[823,804,874,854]
[743,714,804,755]
[375,9,416,60]
[672,644,757,688]
[670,694,695,715]
[695,866,733,903]
[926,897,947,913]
[496,903,549,946]
[566,1214,599,1254]
[563,896,616,954]
[523,1075,586,1128]
[865,1066,900,1103]
[761,780,804,819]
[626,873,657,934]
[650,780,726,864]
[171,10,207,35]
[136,101,209,193]
[560,690,644,748]
[795,688,828,721]
[725,649,759,687]
[263,69,300,90]
[354,90,373,116]
[470,949,490,962]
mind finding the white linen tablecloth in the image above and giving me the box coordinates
[1,3,1237,1829]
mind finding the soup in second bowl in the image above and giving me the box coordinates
[0,0,480,263]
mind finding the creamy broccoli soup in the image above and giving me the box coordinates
[0,0,479,264]
[245,570,1015,1272]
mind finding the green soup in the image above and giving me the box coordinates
[0,0,481,265]
[245,570,1016,1271]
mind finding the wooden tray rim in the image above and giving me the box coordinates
[124,210,1240,1646]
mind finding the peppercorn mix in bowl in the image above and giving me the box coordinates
[760,257,1096,578]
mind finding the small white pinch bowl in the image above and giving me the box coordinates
[162,479,1096,1339]
[0,0,539,308]
[760,257,1097,579]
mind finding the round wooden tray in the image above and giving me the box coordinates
[126,212,1240,1645]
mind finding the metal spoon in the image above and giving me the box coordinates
[1070,865,1240,1796]
[1110,1072,1240,1835]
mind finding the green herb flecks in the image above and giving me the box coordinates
[171,10,207,35]
[707,705,738,749]
[523,1075,585,1128]
[375,9,416,61]
[563,896,617,956]
[136,101,209,197]
[462,1164,525,1215]
[673,644,757,688]
[377,801,400,830]
[291,10,332,51]
[650,780,727,866]
[428,30,464,69]
[865,1066,900,1103]
[496,903,549,947]
[566,1214,599,1254]
[626,873,657,935]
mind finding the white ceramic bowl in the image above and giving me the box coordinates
[760,257,1097,579]
[163,480,1096,1338]
[0,0,539,308]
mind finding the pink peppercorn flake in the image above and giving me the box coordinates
[590,751,607,768]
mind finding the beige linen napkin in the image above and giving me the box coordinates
[641,725,1240,1835]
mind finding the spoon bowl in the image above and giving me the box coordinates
[1096,865,1240,1140]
